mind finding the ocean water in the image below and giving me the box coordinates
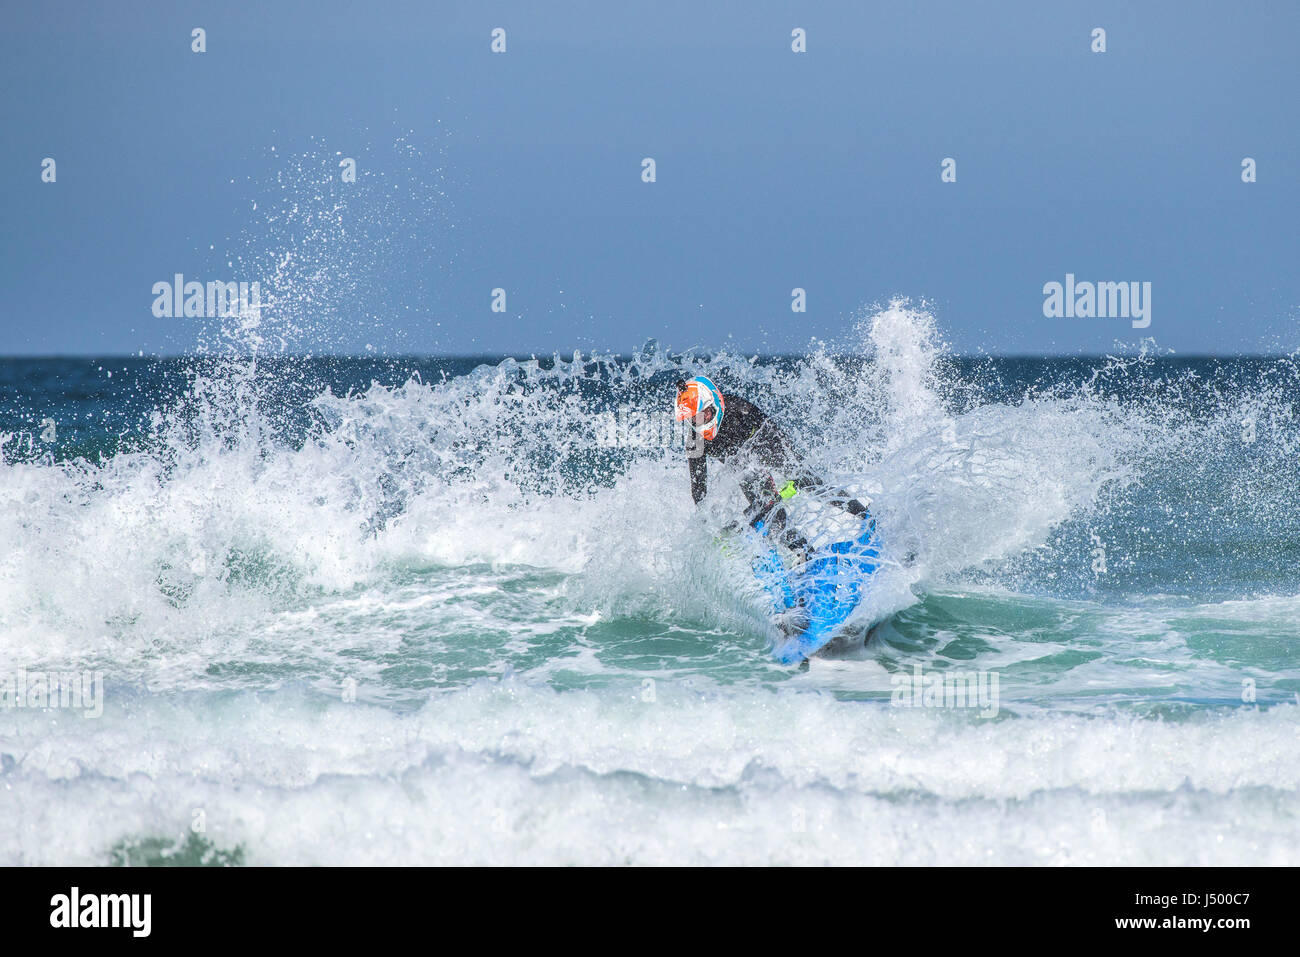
[2,304,1299,865]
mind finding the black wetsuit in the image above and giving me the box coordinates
[687,394,867,550]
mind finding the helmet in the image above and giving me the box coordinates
[675,376,725,441]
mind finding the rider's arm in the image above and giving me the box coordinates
[689,453,707,504]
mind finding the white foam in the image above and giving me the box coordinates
[0,683,1295,865]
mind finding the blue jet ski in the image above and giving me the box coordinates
[748,515,882,664]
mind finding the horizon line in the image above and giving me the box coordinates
[0,350,1296,362]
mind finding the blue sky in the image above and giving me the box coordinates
[2,0,1297,356]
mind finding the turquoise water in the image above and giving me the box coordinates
[2,305,1299,864]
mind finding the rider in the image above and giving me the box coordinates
[674,376,869,556]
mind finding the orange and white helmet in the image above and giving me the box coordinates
[675,376,725,441]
